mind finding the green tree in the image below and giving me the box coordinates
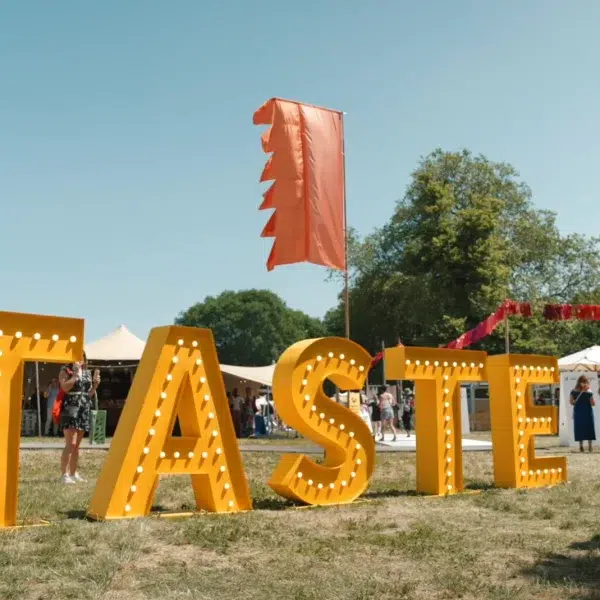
[327,149,600,357]
[176,290,326,366]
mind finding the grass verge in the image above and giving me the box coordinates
[2,444,599,599]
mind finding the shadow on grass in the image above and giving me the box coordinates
[61,509,88,520]
[521,535,600,598]
[252,497,297,510]
[465,480,495,491]
[363,488,423,499]
[571,534,600,551]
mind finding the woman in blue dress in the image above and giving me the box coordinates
[570,375,596,452]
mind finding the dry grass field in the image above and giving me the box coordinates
[2,439,600,600]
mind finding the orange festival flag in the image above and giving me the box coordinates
[253,98,346,271]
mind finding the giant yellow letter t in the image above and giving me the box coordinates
[385,346,487,496]
[0,311,84,527]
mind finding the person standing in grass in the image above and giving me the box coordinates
[570,375,596,453]
[58,353,100,484]
[369,393,381,440]
[402,391,414,438]
[378,386,397,442]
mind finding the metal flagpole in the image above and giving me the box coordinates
[381,340,386,386]
[341,112,350,339]
[35,362,42,437]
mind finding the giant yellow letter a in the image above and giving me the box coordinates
[269,338,375,506]
[0,311,84,527]
[87,326,251,520]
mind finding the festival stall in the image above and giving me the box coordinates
[558,346,600,446]
[84,326,276,435]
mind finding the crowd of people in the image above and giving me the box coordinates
[360,387,415,442]
[226,387,275,437]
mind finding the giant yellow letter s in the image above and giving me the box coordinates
[87,326,251,520]
[0,311,84,528]
[269,338,375,505]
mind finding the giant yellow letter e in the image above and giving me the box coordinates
[487,354,566,489]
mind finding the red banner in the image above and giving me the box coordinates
[369,300,600,371]
[445,300,531,350]
[369,301,531,368]
[543,303,600,321]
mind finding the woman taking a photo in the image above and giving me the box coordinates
[58,353,100,483]
[570,375,596,453]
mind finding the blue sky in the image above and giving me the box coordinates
[1,1,599,343]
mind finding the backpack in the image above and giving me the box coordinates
[51,365,72,424]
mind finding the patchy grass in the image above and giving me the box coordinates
[3,443,600,599]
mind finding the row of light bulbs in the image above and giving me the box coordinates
[514,365,555,372]
[401,360,556,373]
[441,387,454,492]
[406,359,484,369]
[0,330,77,343]
[520,467,562,477]
[306,352,366,373]
[296,466,360,491]
[124,345,236,514]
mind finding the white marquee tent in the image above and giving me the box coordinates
[558,346,600,446]
[85,325,146,362]
[85,325,275,387]
[558,345,600,372]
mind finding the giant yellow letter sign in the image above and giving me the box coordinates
[487,355,566,488]
[385,347,487,496]
[87,326,251,520]
[0,311,84,527]
[269,338,374,505]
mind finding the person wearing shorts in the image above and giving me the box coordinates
[378,386,398,442]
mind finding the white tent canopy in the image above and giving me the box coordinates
[85,325,146,362]
[85,325,275,386]
[558,345,600,372]
[219,364,274,387]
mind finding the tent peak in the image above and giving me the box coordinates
[85,324,146,361]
